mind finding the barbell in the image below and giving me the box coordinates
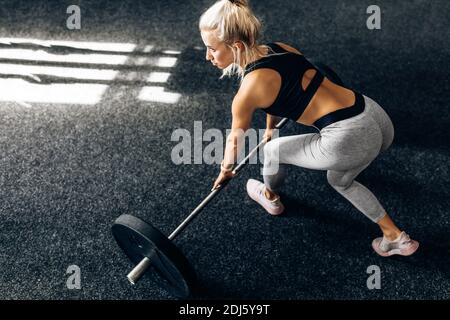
[111,61,345,298]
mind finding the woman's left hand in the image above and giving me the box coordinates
[212,170,235,191]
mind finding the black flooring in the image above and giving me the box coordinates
[0,0,448,299]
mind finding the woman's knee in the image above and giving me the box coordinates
[263,139,283,176]
[263,139,280,163]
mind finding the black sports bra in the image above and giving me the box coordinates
[243,42,324,121]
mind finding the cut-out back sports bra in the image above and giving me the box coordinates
[243,42,365,130]
[243,42,325,121]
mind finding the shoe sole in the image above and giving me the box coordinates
[372,240,419,257]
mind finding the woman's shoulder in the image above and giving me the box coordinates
[239,68,281,108]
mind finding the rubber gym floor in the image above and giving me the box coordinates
[0,0,448,300]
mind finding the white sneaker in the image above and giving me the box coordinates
[246,179,285,215]
[372,232,419,257]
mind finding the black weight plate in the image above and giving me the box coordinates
[112,214,196,298]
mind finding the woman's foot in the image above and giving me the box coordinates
[246,179,285,215]
[372,231,419,257]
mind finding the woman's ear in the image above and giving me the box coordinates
[233,41,245,51]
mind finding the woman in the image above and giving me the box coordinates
[200,0,418,257]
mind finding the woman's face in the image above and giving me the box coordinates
[200,30,235,69]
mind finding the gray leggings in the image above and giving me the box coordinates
[263,95,394,223]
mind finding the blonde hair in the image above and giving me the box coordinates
[199,0,276,82]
